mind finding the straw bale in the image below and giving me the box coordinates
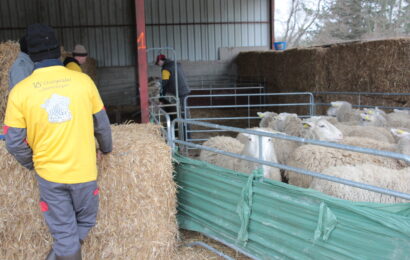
[323,38,410,93]
[0,123,177,259]
[235,38,410,115]
[0,41,20,124]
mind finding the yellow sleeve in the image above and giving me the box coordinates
[89,79,104,114]
[4,90,26,128]
[66,62,82,72]
[162,69,171,80]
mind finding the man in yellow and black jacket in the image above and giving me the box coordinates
[63,44,88,72]
[4,24,112,260]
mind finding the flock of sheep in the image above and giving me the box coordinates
[199,101,410,204]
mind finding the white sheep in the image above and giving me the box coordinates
[258,112,343,140]
[258,111,278,128]
[340,136,397,152]
[386,110,410,129]
[285,142,403,188]
[256,114,343,165]
[309,164,410,203]
[258,112,301,135]
[200,115,346,183]
[199,136,244,171]
[360,112,388,127]
[334,122,395,143]
[148,77,161,97]
[326,101,362,123]
[391,128,410,166]
[199,129,281,181]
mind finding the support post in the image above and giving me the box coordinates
[135,0,149,123]
[269,0,275,49]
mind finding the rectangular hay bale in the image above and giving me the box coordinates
[0,123,177,259]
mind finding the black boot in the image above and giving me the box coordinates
[55,248,82,260]
[45,248,56,260]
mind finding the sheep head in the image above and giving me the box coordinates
[391,128,410,139]
[302,118,343,142]
[360,112,387,127]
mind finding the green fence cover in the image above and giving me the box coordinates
[174,153,410,260]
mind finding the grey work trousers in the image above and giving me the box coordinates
[36,175,99,256]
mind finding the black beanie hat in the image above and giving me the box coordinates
[26,24,60,62]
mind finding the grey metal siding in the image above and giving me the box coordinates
[146,0,270,62]
[0,0,269,65]
[0,0,135,67]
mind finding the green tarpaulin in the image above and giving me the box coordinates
[174,154,410,260]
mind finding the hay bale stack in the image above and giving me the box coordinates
[0,41,20,124]
[235,38,410,115]
[0,123,177,259]
[323,38,410,93]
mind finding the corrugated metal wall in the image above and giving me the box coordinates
[145,0,270,62]
[0,0,135,67]
[0,0,269,66]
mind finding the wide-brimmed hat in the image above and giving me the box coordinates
[73,44,88,56]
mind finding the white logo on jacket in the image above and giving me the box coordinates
[41,94,72,123]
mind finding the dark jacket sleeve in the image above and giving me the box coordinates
[5,127,34,170]
[93,109,112,153]
[161,79,169,96]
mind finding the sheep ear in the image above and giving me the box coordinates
[302,122,312,129]
[360,113,370,121]
[257,112,265,118]
[391,128,408,137]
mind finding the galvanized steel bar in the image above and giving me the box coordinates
[316,102,410,111]
[174,119,410,163]
[183,241,236,260]
[269,0,275,49]
[314,91,410,96]
[185,103,314,110]
[171,119,410,200]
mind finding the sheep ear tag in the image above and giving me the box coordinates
[360,113,370,121]
[257,112,265,118]
[303,123,311,129]
[391,128,406,136]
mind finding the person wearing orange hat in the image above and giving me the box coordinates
[63,44,88,72]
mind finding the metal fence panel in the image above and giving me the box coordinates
[174,154,410,260]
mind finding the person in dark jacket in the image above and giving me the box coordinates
[63,44,88,72]
[156,54,191,138]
